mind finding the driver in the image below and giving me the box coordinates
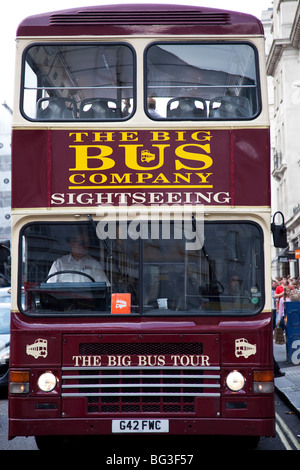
[47,232,110,285]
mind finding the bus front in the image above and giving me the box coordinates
[9,4,275,448]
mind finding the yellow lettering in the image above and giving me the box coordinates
[92,132,115,142]
[120,132,139,141]
[175,131,186,141]
[69,174,85,184]
[69,132,88,142]
[151,131,170,141]
[191,131,212,142]
[69,145,115,171]
[153,173,170,184]
[111,173,132,184]
[173,173,192,183]
[195,173,212,183]
[137,173,153,183]
[89,174,107,184]
[175,144,213,170]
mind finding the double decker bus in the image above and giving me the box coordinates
[8,4,276,449]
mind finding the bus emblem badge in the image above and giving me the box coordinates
[235,338,257,359]
[26,339,48,359]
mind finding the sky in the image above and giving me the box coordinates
[0,0,273,108]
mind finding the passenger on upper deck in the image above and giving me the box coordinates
[147,97,161,118]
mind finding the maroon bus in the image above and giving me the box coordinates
[8,4,275,449]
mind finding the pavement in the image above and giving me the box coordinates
[274,339,300,416]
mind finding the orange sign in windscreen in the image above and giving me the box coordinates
[111,293,131,314]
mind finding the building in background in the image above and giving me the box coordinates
[266,0,300,278]
[0,103,11,242]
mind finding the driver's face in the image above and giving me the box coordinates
[70,235,89,259]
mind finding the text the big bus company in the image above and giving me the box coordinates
[50,129,231,206]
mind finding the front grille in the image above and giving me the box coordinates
[62,335,220,416]
[79,342,203,356]
[62,365,220,414]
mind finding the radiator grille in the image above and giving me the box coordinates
[62,365,220,414]
[62,336,219,416]
[79,342,203,356]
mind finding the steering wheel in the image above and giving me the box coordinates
[44,270,95,283]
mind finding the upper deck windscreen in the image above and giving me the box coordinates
[21,41,260,122]
[22,43,135,121]
[146,42,260,120]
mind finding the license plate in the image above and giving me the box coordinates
[112,419,169,433]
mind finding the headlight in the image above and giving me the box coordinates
[37,372,57,392]
[226,370,245,391]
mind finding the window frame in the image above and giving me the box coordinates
[18,220,265,318]
[20,42,137,122]
[144,40,262,121]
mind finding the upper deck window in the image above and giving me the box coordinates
[146,42,260,120]
[22,43,135,121]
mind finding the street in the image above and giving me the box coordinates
[0,389,299,452]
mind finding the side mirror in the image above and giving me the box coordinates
[271,212,288,248]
